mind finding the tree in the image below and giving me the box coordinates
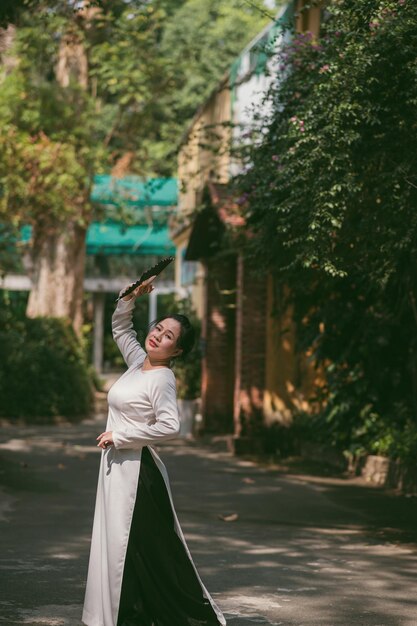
[0,0,269,329]
[0,128,90,328]
[157,0,269,170]
[238,0,417,463]
[0,1,178,329]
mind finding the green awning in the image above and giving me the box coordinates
[89,176,177,253]
[91,176,177,208]
[86,222,175,256]
[19,223,175,256]
[18,177,177,256]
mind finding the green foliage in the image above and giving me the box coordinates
[158,0,268,168]
[101,291,149,369]
[173,316,202,400]
[238,0,417,466]
[0,223,23,274]
[0,9,96,253]
[0,127,90,233]
[0,293,93,419]
[0,0,268,271]
[0,0,27,27]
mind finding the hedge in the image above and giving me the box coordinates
[0,301,93,420]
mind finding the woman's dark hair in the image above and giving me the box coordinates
[149,314,195,359]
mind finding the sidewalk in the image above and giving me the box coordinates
[1,417,417,625]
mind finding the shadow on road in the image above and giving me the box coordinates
[0,423,417,625]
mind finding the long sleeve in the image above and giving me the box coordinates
[112,298,146,368]
[112,374,180,449]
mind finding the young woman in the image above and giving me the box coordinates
[82,277,226,626]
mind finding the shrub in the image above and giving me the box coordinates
[0,299,93,420]
[237,0,417,469]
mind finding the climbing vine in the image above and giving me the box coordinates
[238,0,417,463]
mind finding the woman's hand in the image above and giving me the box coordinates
[120,276,156,301]
[97,431,114,449]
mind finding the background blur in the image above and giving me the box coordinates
[1,0,417,489]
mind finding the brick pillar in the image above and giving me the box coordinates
[202,254,236,433]
[233,254,268,452]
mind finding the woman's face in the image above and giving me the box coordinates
[145,318,182,361]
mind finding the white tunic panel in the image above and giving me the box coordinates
[82,299,226,626]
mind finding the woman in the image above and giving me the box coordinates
[82,277,227,626]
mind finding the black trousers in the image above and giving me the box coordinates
[117,446,222,626]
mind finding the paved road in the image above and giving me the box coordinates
[1,416,417,626]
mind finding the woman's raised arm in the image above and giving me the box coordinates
[112,298,146,368]
[112,277,155,368]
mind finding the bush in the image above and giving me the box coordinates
[0,299,93,420]
[237,0,417,470]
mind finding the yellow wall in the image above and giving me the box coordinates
[264,3,324,423]
[175,3,324,421]
[177,78,231,216]
[174,77,231,320]
[264,277,320,425]
[173,228,205,320]
[295,0,323,38]
[176,0,322,222]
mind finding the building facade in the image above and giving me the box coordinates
[171,1,324,446]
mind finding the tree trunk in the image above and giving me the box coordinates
[0,24,17,74]
[26,18,89,333]
[26,222,87,334]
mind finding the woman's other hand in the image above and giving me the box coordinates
[97,431,114,449]
[120,276,156,301]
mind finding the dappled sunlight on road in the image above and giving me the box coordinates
[0,423,417,625]
[162,441,417,626]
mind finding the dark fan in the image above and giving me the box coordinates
[116,256,175,302]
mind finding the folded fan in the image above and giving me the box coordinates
[116,256,175,301]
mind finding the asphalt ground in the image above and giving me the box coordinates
[1,416,417,626]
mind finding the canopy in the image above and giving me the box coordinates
[18,177,177,256]
[91,176,177,210]
[86,222,175,256]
